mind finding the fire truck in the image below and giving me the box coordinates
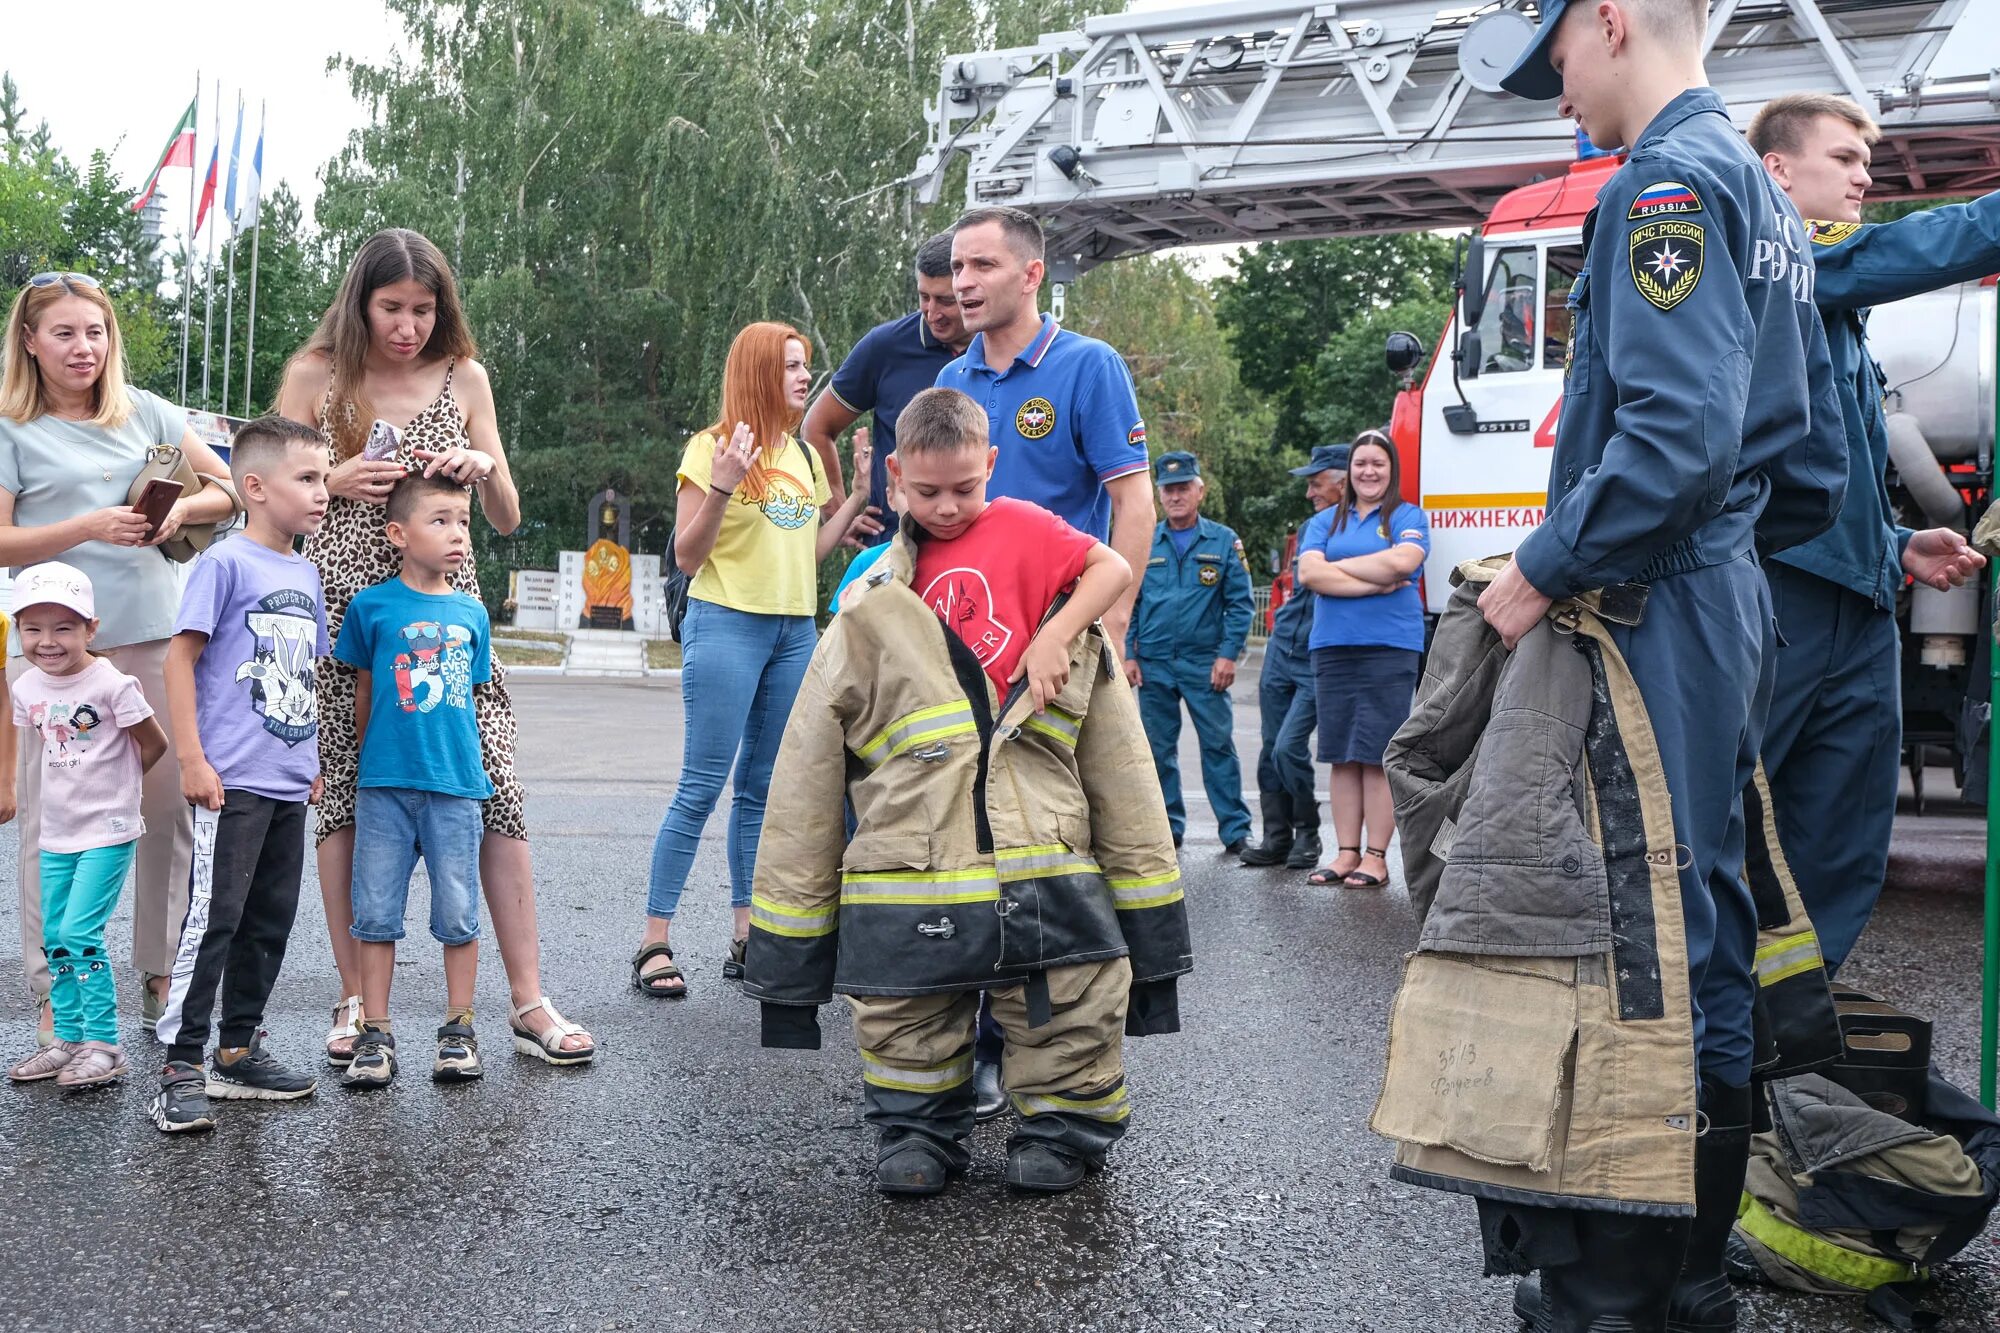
[911,0,2000,795]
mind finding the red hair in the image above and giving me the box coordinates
[709,321,811,503]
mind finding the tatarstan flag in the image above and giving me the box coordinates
[131,97,197,213]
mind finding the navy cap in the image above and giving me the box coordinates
[1155,451,1202,482]
[1289,444,1351,478]
[1500,0,1569,101]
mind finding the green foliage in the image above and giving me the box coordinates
[1304,296,1444,445]
[1215,233,1456,447]
[1069,256,1295,569]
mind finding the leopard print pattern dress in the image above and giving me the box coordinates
[305,360,529,844]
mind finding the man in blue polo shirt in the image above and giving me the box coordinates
[801,232,969,540]
[938,205,1154,650]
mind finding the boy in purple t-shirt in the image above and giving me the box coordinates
[151,416,332,1134]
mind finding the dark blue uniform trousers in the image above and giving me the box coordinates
[1139,653,1253,847]
[1760,563,1900,974]
[1254,633,1318,836]
[1606,557,1772,1087]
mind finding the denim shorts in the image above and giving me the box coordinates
[350,787,484,945]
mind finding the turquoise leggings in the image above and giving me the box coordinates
[42,843,137,1044]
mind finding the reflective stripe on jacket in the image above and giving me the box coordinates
[744,526,1192,1003]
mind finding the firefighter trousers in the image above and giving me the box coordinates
[847,957,1134,1169]
[1761,563,1901,975]
[1607,556,1773,1088]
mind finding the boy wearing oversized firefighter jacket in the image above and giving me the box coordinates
[744,388,1191,1197]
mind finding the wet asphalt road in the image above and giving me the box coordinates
[0,674,1994,1332]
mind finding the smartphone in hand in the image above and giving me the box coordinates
[362,419,401,462]
[133,477,185,539]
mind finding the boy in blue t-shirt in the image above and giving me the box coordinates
[332,472,494,1090]
[154,415,332,1134]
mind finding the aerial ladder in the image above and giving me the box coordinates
[911,0,2000,1104]
[911,0,1995,271]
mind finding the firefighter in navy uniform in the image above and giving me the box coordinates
[1125,452,1255,854]
[1241,444,1347,869]
[1746,94,1988,977]
[1481,2,1848,1329]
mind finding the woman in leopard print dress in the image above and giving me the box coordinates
[276,229,593,1065]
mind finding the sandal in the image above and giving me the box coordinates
[34,995,53,1050]
[1343,845,1391,890]
[55,1040,127,1089]
[723,936,748,981]
[9,1039,77,1082]
[631,942,687,999]
[326,994,364,1067]
[140,973,168,1027]
[511,996,597,1066]
[1308,847,1363,887]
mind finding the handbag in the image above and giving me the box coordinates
[128,443,243,563]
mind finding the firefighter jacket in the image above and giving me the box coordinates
[743,527,1193,1039]
[1512,87,1847,602]
[1371,559,1838,1215]
[1773,194,2000,608]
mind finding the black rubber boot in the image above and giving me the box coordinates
[1239,826,1294,867]
[1514,1210,1690,1331]
[1005,1141,1087,1193]
[876,1135,957,1196]
[973,1059,1008,1121]
[1284,828,1322,870]
[1664,1078,1754,1332]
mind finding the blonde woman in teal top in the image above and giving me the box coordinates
[0,274,236,1043]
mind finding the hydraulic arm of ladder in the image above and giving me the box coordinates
[911,0,1996,267]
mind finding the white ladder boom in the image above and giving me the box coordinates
[910,0,1998,266]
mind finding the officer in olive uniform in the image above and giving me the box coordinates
[1486,4,1849,1329]
[1126,452,1254,853]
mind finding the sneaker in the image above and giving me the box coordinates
[433,1015,483,1083]
[207,1030,317,1101]
[341,1027,397,1089]
[723,936,748,981]
[151,1061,215,1133]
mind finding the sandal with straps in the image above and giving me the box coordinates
[511,996,597,1066]
[10,1039,77,1082]
[1343,845,1391,890]
[55,1040,127,1089]
[326,994,364,1067]
[1308,847,1363,886]
[631,942,687,1000]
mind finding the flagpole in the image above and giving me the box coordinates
[201,82,219,410]
[178,72,198,404]
[242,101,265,416]
[220,95,242,416]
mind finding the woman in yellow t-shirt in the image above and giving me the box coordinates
[633,321,870,996]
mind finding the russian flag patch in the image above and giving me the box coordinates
[1628,181,1703,218]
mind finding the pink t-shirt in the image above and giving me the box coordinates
[13,657,153,853]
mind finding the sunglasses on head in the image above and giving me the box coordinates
[28,272,100,289]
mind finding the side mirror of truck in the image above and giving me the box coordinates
[1457,328,1483,382]
[1461,235,1489,328]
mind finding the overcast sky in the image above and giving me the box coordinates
[10,0,2000,254]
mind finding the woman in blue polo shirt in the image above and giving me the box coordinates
[1294,430,1429,890]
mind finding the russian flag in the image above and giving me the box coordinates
[1630,181,1700,215]
[194,136,219,237]
[236,107,263,231]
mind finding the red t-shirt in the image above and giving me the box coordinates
[913,497,1097,693]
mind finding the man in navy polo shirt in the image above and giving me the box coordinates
[802,232,969,541]
[939,205,1154,650]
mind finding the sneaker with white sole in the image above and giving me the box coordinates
[207,1029,317,1100]
[151,1061,216,1133]
[341,1027,397,1089]
[433,1015,483,1083]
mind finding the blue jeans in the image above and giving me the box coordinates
[42,843,137,1043]
[647,598,816,918]
[349,787,484,945]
